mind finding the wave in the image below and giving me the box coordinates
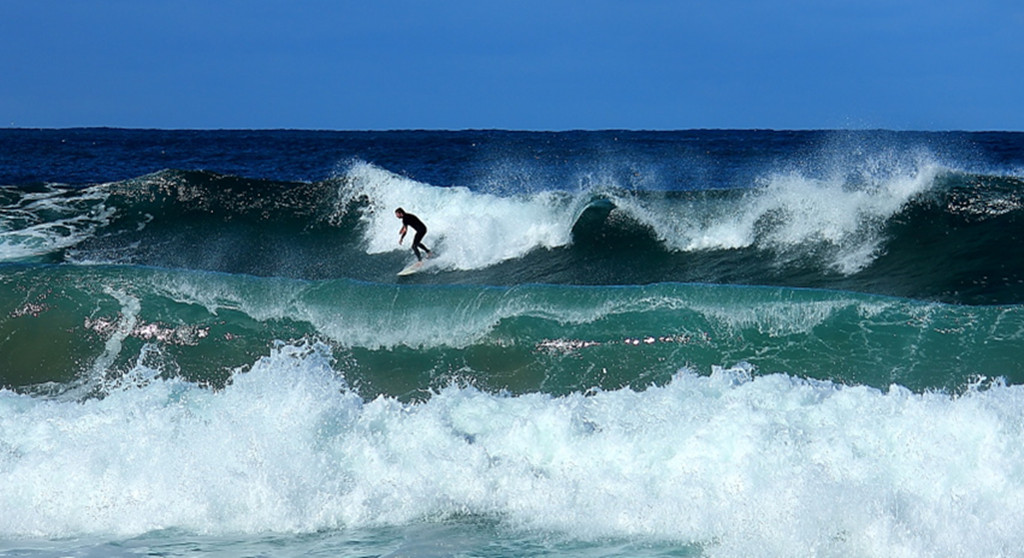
[2,265,1021,397]
[3,340,1024,557]
[5,129,1024,558]
[1,158,1023,303]
[338,153,959,276]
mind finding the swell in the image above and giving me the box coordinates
[2,265,1021,398]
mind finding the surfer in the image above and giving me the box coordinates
[395,208,432,261]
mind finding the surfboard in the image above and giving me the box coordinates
[397,250,439,276]
[397,260,425,276]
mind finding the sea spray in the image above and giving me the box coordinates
[341,160,580,270]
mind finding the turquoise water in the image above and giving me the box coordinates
[2,265,1022,395]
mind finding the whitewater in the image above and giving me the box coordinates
[4,345,1024,557]
[1,128,1023,557]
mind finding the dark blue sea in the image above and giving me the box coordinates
[1,128,1023,557]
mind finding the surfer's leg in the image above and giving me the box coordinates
[413,231,429,260]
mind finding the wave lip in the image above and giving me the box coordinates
[605,149,945,275]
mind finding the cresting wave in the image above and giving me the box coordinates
[3,342,1024,558]
[338,155,953,275]
[3,160,1022,302]
[0,154,961,269]
[4,157,1024,302]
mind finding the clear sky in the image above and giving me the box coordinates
[2,0,1022,131]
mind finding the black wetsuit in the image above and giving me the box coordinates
[403,213,431,260]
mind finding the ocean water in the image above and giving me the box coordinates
[1,128,1023,557]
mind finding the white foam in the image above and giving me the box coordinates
[613,151,943,274]
[0,187,114,262]
[2,343,1024,557]
[337,161,581,270]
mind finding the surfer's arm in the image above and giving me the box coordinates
[398,225,407,244]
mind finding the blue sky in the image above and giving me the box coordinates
[2,0,1022,130]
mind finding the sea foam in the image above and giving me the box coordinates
[0,186,114,263]
[613,151,943,274]
[339,161,579,270]
[2,342,1023,557]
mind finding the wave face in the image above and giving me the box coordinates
[2,128,1024,557]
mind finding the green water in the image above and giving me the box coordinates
[2,265,1021,398]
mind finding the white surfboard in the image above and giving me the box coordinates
[397,260,425,276]
[397,251,439,276]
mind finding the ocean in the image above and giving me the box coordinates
[1,128,1023,557]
